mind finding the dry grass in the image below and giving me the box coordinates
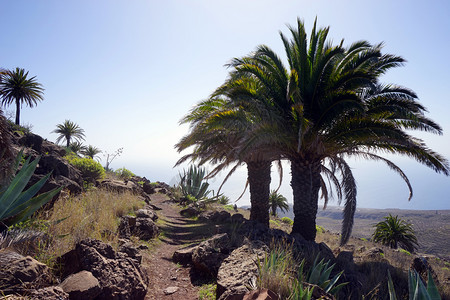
[35,188,145,265]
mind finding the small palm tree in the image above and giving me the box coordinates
[82,145,101,161]
[69,141,85,155]
[0,68,44,125]
[269,190,289,216]
[372,214,418,252]
[52,120,85,148]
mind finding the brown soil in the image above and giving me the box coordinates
[143,193,216,300]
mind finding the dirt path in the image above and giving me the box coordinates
[143,193,215,300]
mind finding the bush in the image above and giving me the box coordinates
[281,217,293,225]
[67,155,105,182]
[114,167,135,180]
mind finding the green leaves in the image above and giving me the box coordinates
[179,165,211,201]
[372,214,418,252]
[0,152,61,226]
[388,270,441,300]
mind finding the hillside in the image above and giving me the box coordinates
[278,205,450,259]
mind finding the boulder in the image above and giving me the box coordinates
[136,207,158,221]
[173,243,200,265]
[142,182,155,194]
[135,217,159,240]
[0,249,53,295]
[216,240,268,300]
[58,239,148,300]
[231,213,245,223]
[180,205,201,218]
[199,210,232,223]
[118,242,142,264]
[99,179,139,193]
[59,271,101,300]
[192,233,231,277]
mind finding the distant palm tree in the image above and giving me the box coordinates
[372,214,418,252]
[52,120,85,148]
[83,145,101,160]
[0,68,44,125]
[269,190,289,216]
[69,141,84,155]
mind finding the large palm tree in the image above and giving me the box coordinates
[52,120,85,148]
[176,90,281,227]
[225,18,448,243]
[0,68,44,125]
[372,214,418,252]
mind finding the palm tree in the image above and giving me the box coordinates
[176,82,283,227]
[0,68,44,125]
[83,145,102,161]
[52,120,85,148]
[224,18,448,243]
[269,190,289,216]
[372,214,418,252]
[69,141,84,155]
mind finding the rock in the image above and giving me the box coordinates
[58,239,148,300]
[118,242,142,264]
[163,286,179,295]
[180,205,201,217]
[135,217,159,240]
[0,249,53,294]
[192,233,231,277]
[136,207,158,221]
[411,256,438,283]
[217,240,268,300]
[27,286,69,300]
[99,179,139,193]
[231,213,245,223]
[199,210,232,223]
[17,132,43,152]
[364,247,384,259]
[173,243,200,265]
[243,289,278,300]
[142,182,155,194]
[59,271,101,300]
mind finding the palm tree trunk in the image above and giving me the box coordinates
[15,100,20,125]
[290,159,321,241]
[247,160,271,227]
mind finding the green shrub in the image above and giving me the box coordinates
[67,155,105,182]
[198,283,216,300]
[114,167,135,180]
[316,225,325,234]
[223,204,234,211]
[398,248,411,256]
[281,217,293,225]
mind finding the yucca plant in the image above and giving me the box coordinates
[178,165,210,200]
[0,151,61,228]
[388,270,441,300]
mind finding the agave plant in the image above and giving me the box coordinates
[0,151,61,228]
[388,270,441,300]
[178,165,210,200]
[301,254,347,296]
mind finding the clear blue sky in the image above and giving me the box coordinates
[1,0,449,209]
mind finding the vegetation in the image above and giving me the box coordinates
[66,154,105,182]
[103,147,123,171]
[0,67,44,125]
[176,18,449,244]
[269,190,289,216]
[281,217,293,225]
[38,189,144,262]
[82,145,102,160]
[388,270,441,299]
[68,141,85,155]
[255,241,345,299]
[0,151,61,228]
[198,283,216,300]
[52,120,85,148]
[372,214,418,252]
[0,109,13,184]
[179,165,210,200]
[114,167,135,180]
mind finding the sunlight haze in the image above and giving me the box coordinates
[2,0,449,209]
